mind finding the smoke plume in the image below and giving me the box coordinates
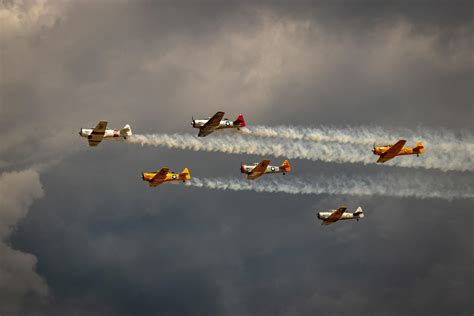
[129,132,473,172]
[242,125,474,154]
[185,174,473,200]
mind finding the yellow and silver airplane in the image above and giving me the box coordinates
[142,167,191,187]
[373,139,425,163]
[317,206,364,225]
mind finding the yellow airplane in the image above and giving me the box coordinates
[142,167,191,187]
[373,139,425,163]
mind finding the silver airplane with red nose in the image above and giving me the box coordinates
[79,120,132,147]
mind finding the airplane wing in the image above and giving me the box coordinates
[247,159,271,180]
[88,120,108,146]
[377,139,407,163]
[150,167,170,185]
[198,111,225,137]
[322,207,347,225]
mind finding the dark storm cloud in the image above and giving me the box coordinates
[12,148,474,316]
[0,170,47,315]
[1,1,473,315]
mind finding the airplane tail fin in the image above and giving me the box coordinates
[354,207,364,218]
[181,168,191,180]
[233,114,246,127]
[415,141,424,154]
[121,124,133,136]
[279,160,291,173]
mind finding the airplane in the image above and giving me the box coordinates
[317,206,364,225]
[79,120,132,147]
[241,159,291,180]
[191,111,246,137]
[373,139,425,163]
[142,167,191,187]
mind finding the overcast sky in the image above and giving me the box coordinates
[1,1,473,315]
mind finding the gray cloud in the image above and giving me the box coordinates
[0,169,48,316]
[2,1,473,315]
[1,0,472,167]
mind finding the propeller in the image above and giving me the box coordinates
[191,116,195,127]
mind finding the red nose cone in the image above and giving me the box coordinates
[240,165,245,173]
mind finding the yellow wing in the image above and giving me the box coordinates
[377,139,406,163]
[150,167,170,186]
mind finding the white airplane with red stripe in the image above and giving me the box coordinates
[79,120,132,147]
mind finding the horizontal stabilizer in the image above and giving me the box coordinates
[121,124,132,136]
[181,168,191,180]
[233,114,246,127]
[415,142,425,154]
[279,160,291,173]
[354,207,363,215]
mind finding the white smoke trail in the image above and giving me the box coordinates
[129,133,473,172]
[185,174,474,200]
[242,125,474,154]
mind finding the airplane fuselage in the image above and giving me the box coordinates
[192,119,241,130]
[373,145,424,156]
[142,172,187,183]
[241,164,287,175]
[317,211,364,221]
[142,169,190,187]
[317,206,364,225]
[79,128,129,140]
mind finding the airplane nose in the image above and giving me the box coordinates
[240,164,245,173]
[78,129,82,136]
[141,172,145,180]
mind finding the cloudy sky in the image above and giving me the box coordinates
[1,1,473,315]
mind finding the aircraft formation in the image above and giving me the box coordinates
[79,112,425,226]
